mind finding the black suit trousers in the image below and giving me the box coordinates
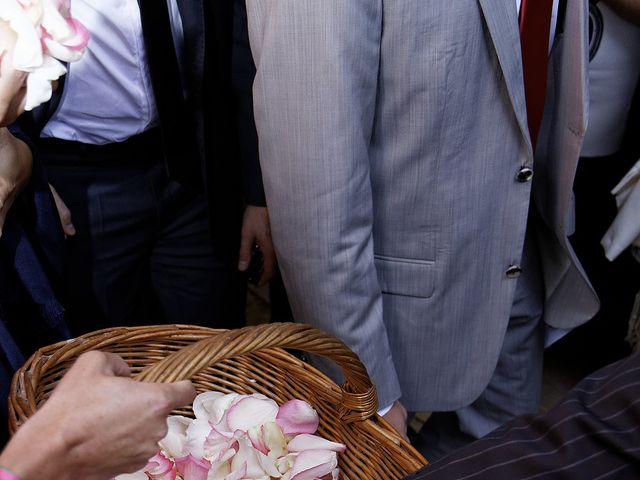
[40,134,246,335]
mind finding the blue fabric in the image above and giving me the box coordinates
[0,127,70,442]
[1,126,67,334]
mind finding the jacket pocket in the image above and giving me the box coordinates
[374,255,435,299]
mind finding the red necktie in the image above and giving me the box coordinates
[520,0,554,151]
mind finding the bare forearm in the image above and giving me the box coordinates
[0,419,68,480]
[0,128,32,232]
[604,0,640,25]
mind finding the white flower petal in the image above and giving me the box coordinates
[230,437,269,478]
[206,459,231,480]
[226,396,279,432]
[24,55,66,110]
[0,2,43,69]
[248,425,268,455]
[159,415,192,459]
[263,421,287,458]
[275,454,296,475]
[287,434,346,453]
[40,0,73,40]
[193,391,238,424]
[289,449,338,480]
[184,418,213,459]
[42,35,84,62]
[223,461,246,480]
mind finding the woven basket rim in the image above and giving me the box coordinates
[8,323,427,479]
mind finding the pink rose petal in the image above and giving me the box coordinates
[224,461,247,480]
[226,395,279,432]
[159,415,192,458]
[276,400,319,435]
[145,451,177,480]
[248,425,268,455]
[289,449,338,480]
[193,391,238,425]
[287,434,346,453]
[60,17,88,49]
[184,418,213,459]
[262,421,287,458]
[174,454,211,480]
[207,458,232,480]
[231,437,279,478]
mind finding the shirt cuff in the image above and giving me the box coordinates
[377,402,393,417]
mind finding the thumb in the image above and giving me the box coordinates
[100,351,133,378]
[238,231,253,271]
[49,184,76,236]
[159,380,197,411]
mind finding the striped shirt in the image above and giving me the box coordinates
[406,353,640,479]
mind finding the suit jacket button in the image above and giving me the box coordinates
[516,166,534,182]
[506,265,522,279]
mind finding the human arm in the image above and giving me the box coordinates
[603,0,640,25]
[232,0,275,284]
[0,128,31,236]
[246,0,402,413]
[0,351,196,480]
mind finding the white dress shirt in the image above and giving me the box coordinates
[581,3,640,157]
[41,0,183,145]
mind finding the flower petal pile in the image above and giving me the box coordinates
[116,393,346,480]
[0,0,89,110]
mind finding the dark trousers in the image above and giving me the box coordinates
[40,132,246,335]
[406,352,640,479]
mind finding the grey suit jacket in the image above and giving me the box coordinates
[246,0,599,411]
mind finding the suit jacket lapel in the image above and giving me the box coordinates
[478,0,532,156]
[176,0,205,102]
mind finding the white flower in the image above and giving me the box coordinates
[122,392,346,480]
[0,0,88,110]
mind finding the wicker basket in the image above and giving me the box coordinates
[8,322,427,479]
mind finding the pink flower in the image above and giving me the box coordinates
[226,395,279,432]
[142,393,345,480]
[145,451,177,480]
[276,400,319,435]
[287,434,346,453]
[0,0,89,110]
[174,454,211,480]
[289,450,339,480]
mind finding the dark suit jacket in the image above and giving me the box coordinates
[18,0,265,257]
[405,352,640,479]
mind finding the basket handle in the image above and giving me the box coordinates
[135,323,378,423]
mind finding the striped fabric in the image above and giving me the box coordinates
[407,353,640,479]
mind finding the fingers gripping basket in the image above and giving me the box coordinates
[8,323,427,479]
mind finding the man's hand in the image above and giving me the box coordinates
[0,351,196,480]
[49,183,76,236]
[383,400,409,442]
[238,205,276,286]
[0,128,32,236]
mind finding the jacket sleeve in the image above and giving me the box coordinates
[246,0,402,408]
[232,0,265,207]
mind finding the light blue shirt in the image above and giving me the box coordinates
[41,0,183,145]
